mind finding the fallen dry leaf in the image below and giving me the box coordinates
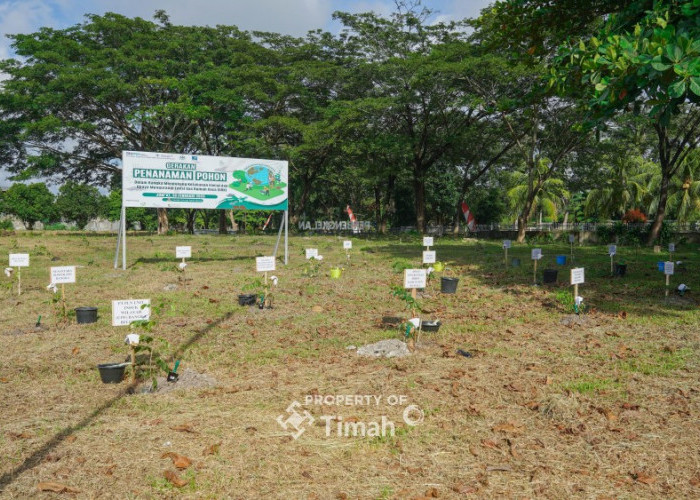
[37,482,79,493]
[481,439,500,450]
[203,443,221,456]
[424,487,439,497]
[64,435,77,443]
[689,475,700,487]
[311,305,323,313]
[170,424,196,433]
[162,452,192,469]
[493,422,524,435]
[617,311,627,319]
[163,470,188,488]
[631,471,656,485]
[71,347,80,355]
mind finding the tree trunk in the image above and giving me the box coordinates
[646,167,670,244]
[228,210,237,232]
[413,176,426,233]
[157,208,169,235]
[186,209,196,234]
[516,197,535,243]
[218,211,227,234]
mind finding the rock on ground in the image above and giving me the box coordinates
[356,339,410,358]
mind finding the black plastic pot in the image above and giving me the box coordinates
[441,277,459,294]
[421,320,441,332]
[75,307,97,324]
[238,294,257,306]
[542,269,558,284]
[97,362,128,383]
[614,263,627,277]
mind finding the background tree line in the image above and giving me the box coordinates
[0,1,698,242]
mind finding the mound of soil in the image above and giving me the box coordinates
[137,369,218,394]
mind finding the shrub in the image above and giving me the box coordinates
[622,209,647,223]
[0,219,13,230]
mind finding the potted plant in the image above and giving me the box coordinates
[241,275,277,309]
[302,256,323,278]
[390,286,422,350]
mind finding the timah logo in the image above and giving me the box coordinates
[276,401,315,440]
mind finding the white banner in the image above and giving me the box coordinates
[176,246,192,259]
[122,151,288,211]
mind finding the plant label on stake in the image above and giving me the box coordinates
[423,236,433,249]
[176,246,191,270]
[570,267,585,312]
[668,243,675,259]
[422,250,436,264]
[9,253,29,296]
[112,299,151,326]
[256,256,276,273]
[608,245,617,274]
[51,266,76,317]
[569,234,575,259]
[664,261,674,297]
[343,240,352,265]
[404,269,427,300]
[531,249,542,285]
[305,248,318,260]
[503,240,511,266]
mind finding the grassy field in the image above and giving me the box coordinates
[1,232,699,499]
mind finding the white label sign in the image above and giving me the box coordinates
[503,240,511,249]
[112,299,151,326]
[343,240,352,250]
[608,245,617,256]
[9,254,29,267]
[568,234,575,243]
[423,237,433,247]
[50,266,76,284]
[531,248,542,260]
[570,267,585,285]
[176,246,192,259]
[256,256,276,272]
[305,248,319,259]
[422,250,436,264]
[403,269,427,289]
[664,261,674,275]
[669,243,675,253]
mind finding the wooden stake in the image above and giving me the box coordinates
[610,254,614,275]
[505,247,508,267]
[17,267,21,296]
[533,259,537,285]
[574,283,578,300]
[130,345,136,382]
[665,273,670,297]
[61,284,66,317]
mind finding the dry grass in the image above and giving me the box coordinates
[1,232,699,499]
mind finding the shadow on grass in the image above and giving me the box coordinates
[130,255,258,267]
[0,311,233,492]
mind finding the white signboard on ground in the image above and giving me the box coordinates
[343,240,352,250]
[568,234,575,244]
[608,245,617,256]
[112,299,151,326]
[422,250,436,264]
[51,266,76,284]
[122,151,288,211]
[305,248,319,259]
[9,254,29,267]
[669,243,675,253]
[256,256,276,272]
[404,269,427,289]
[664,261,674,275]
[176,246,192,259]
[503,240,511,249]
[570,268,585,285]
[423,237,433,247]
[531,248,542,260]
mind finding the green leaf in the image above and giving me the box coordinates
[666,44,683,62]
[595,82,608,91]
[668,79,687,98]
[690,77,700,96]
[651,56,672,71]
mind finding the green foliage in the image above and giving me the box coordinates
[0,183,56,229]
[391,258,413,274]
[390,285,421,313]
[0,219,14,230]
[55,181,105,229]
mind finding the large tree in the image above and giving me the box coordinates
[54,181,105,229]
[0,183,56,229]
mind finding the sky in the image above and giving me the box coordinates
[0,0,494,60]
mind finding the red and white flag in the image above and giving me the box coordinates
[461,201,476,232]
[346,205,357,222]
[262,212,273,231]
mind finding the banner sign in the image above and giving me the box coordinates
[9,254,29,267]
[256,256,276,272]
[570,268,585,285]
[176,246,192,259]
[503,240,511,249]
[51,266,76,284]
[423,251,436,264]
[404,269,427,289]
[122,151,288,210]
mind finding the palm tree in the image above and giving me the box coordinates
[584,154,655,220]
[653,150,700,223]
[507,161,570,227]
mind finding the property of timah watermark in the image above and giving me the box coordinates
[298,220,372,231]
[276,394,423,440]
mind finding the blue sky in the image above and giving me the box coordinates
[0,0,493,60]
